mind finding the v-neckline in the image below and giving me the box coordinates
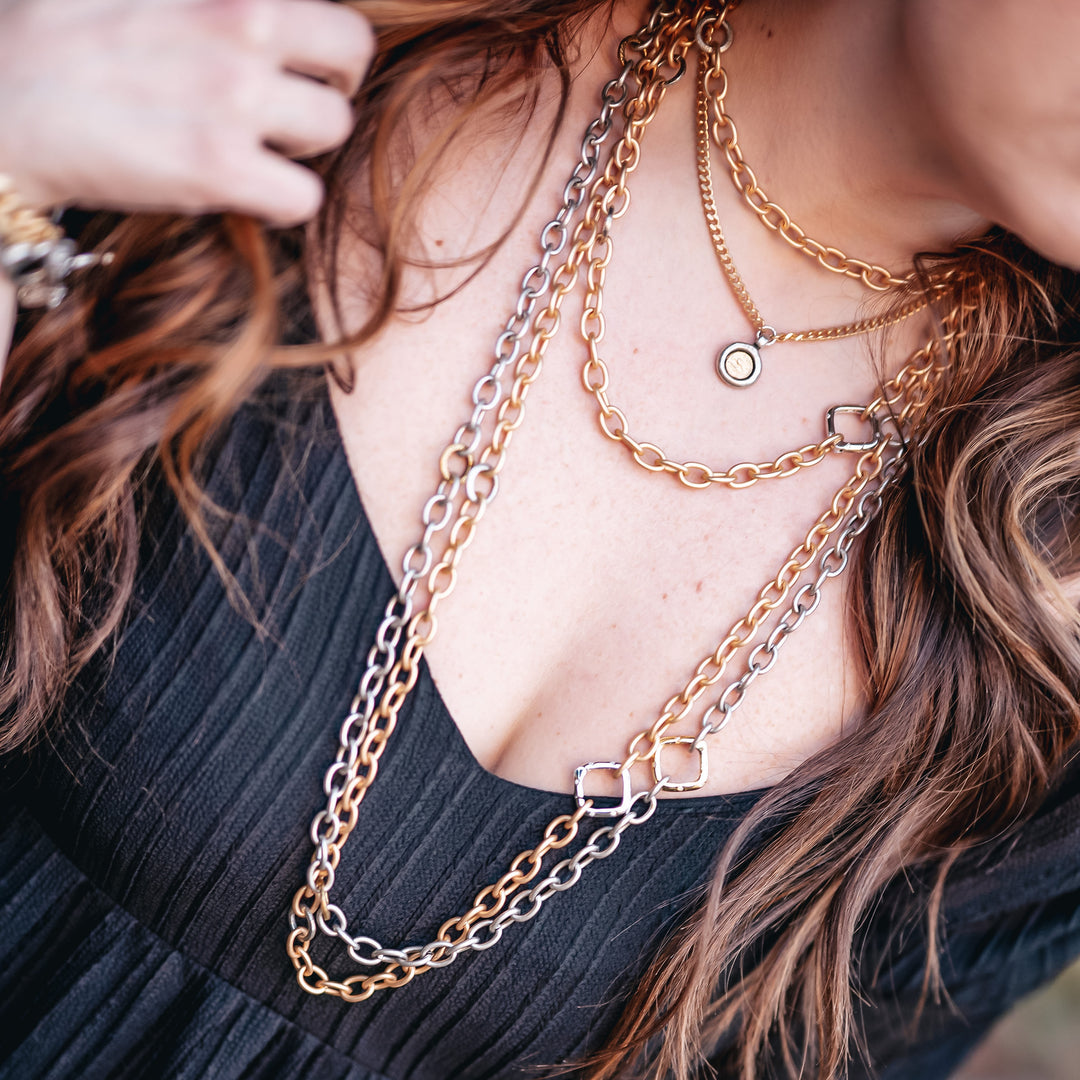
[315,370,772,817]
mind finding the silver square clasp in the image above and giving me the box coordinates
[573,762,633,818]
[826,405,882,453]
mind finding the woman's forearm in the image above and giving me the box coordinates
[0,275,13,385]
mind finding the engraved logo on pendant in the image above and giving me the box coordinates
[717,341,762,388]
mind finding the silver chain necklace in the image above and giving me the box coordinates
[303,457,898,972]
[297,38,639,962]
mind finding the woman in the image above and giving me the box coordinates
[2,0,1080,1077]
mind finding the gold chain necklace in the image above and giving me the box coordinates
[576,6,940,489]
[702,12,914,292]
[694,12,925,387]
[287,2,959,1002]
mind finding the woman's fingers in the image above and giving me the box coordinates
[273,0,375,97]
[261,72,356,159]
[224,147,326,227]
[0,0,376,224]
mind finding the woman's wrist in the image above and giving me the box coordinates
[0,145,66,211]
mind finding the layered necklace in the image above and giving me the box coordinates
[287,0,963,1000]
[693,7,933,388]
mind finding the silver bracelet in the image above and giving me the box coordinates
[0,174,113,309]
[1,234,113,310]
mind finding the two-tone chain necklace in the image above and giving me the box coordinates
[287,1,959,1001]
[693,10,928,388]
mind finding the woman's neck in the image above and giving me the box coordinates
[715,0,989,257]
[593,0,990,274]
[382,0,995,327]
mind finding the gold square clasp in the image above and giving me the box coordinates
[651,736,709,792]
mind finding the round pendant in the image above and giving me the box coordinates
[716,341,762,388]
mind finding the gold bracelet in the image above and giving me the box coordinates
[0,174,63,246]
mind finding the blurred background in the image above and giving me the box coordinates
[952,958,1080,1080]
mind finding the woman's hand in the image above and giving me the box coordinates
[0,0,374,227]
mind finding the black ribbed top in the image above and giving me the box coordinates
[3,331,1080,1079]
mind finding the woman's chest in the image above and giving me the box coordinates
[329,253,881,803]
[320,60,917,803]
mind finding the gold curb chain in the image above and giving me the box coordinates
[691,12,928,388]
[695,35,927,345]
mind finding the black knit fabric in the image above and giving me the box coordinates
[3,327,1080,1079]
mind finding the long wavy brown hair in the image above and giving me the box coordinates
[3,2,1080,1077]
